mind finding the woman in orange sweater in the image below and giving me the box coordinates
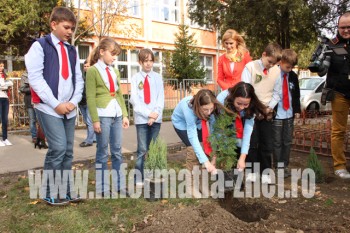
[217,29,252,90]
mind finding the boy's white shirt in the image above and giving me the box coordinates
[130,70,164,124]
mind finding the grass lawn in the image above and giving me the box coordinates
[0,160,201,232]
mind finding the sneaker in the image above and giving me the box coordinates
[2,139,12,146]
[261,174,272,184]
[42,197,69,206]
[334,169,350,179]
[66,194,82,203]
[246,173,257,182]
[0,141,5,147]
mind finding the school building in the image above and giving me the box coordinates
[73,0,222,97]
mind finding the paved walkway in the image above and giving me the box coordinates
[0,121,181,174]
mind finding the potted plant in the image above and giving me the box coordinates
[144,137,168,201]
[209,112,238,190]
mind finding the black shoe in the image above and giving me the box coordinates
[80,142,93,147]
[42,197,69,206]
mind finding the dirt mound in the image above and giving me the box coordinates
[136,202,250,233]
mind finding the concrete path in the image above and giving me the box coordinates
[0,121,181,174]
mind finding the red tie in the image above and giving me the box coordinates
[105,67,115,96]
[235,114,243,139]
[144,75,150,104]
[201,120,212,157]
[59,41,69,80]
[283,73,290,110]
[263,68,268,75]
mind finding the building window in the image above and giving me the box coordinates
[78,45,90,61]
[127,0,140,17]
[200,55,213,81]
[151,0,179,23]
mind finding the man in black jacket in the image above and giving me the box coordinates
[318,12,350,179]
[273,49,301,178]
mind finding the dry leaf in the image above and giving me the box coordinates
[2,195,7,199]
[131,225,136,232]
[161,200,168,204]
[29,200,39,205]
[24,187,30,192]
[278,200,287,204]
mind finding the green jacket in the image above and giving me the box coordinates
[86,66,128,122]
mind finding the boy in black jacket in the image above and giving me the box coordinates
[273,49,301,178]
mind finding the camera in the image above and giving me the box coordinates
[308,36,349,75]
[308,37,332,75]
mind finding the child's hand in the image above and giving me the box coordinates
[93,122,101,133]
[122,117,129,129]
[55,103,70,115]
[237,157,246,171]
[147,118,155,126]
[149,112,159,120]
[66,102,76,112]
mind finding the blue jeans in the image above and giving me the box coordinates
[135,123,161,182]
[79,105,96,144]
[27,107,37,139]
[35,109,76,198]
[95,116,125,193]
[0,98,9,140]
[272,118,294,168]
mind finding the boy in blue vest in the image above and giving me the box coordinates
[25,7,84,205]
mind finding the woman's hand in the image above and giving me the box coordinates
[204,161,217,174]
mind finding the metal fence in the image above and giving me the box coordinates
[7,78,214,132]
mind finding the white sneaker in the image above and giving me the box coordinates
[261,174,272,184]
[2,139,12,146]
[246,173,257,182]
[0,140,5,147]
[334,169,350,179]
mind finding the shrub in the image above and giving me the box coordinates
[145,137,168,170]
[307,147,324,183]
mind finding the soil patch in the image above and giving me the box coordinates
[136,150,350,232]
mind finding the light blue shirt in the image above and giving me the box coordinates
[275,71,293,119]
[24,33,84,119]
[94,60,122,118]
[130,70,164,124]
[216,90,254,154]
[171,96,215,164]
[241,59,281,109]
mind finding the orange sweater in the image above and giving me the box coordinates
[217,51,252,90]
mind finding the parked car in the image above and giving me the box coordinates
[299,76,332,112]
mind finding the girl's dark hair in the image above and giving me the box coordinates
[225,82,266,119]
[189,89,233,120]
[89,37,121,66]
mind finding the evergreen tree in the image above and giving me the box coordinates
[169,24,206,87]
[307,147,324,183]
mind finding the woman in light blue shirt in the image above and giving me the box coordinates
[217,82,266,171]
[172,89,231,175]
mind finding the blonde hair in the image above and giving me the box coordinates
[221,29,248,56]
[89,37,121,66]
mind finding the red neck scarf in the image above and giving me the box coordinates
[235,114,243,139]
[201,119,212,157]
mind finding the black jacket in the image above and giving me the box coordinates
[274,70,301,116]
[322,35,350,98]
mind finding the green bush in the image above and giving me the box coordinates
[307,147,324,183]
[145,137,168,170]
[209,112,237,171]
